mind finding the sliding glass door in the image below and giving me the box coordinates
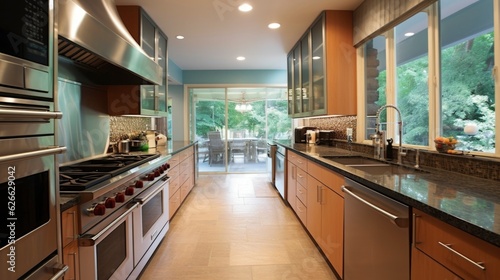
[190,87,291,173]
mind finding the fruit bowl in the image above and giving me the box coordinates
[434,137,457,153]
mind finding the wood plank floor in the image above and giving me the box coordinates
[139,174,338,280]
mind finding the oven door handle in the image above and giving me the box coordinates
[0,108,63,120]
[135,175,170,204]
[49,264,69,280]
[0,146,67,164]
[80,202,139,246]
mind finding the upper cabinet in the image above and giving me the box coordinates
[287,11,356,118]
[108,6,168,116]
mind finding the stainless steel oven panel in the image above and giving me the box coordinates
[0,97,62,138]
[79,202,138,280]
[133,175,170,266]
[22,254,69,280]
[0,136,66,280]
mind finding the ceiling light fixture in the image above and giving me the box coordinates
[404,32,415,37]
[238,3,253,12]
[312,56,321,60]
[268,22,280,29]
[235,92,253,113]
[176,35,184,39]
[236,56,246,61]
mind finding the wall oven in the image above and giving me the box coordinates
[0,0,53,100]
[0,99,66,279]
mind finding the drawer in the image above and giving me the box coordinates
[296,167,307,187]
[411,246,461,280]
[179,156,191,172]
[168,154,180,167]
[308,161,344,197]
[414,209,500,280]
[295,197,307,225]
[296,183,307,205]
[179,168,191,185]
[287,150,308,171]
[169,175,180,197]
[169,189,181,219]
[62,240,79,280]
[168,164,179,179]
[61,205,78,248]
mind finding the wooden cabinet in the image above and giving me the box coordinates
[61,205,79,280]
[287,10,356,118]
[412,209,500,280]
[307,161,344,277]
[286,150,308,221]
[412,246,461,280]
[108,6,168,116]
[168,147,194,218]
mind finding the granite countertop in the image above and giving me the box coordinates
[275,141,500,247]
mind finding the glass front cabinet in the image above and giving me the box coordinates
[287,10,356,118]
[108,6,168,116]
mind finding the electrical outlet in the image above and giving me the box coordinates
[346,128,353,137]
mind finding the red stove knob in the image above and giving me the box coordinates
[164,163,170,169]
[93,203,106,215]
[154,169,161,177]
[105,197,116,208]
[135,180,144,188]
[147,173,155,181]
[159,166,165,173]
[115,192,125,203]
[125,186,135,195]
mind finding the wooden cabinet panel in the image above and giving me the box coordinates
[306,175,322,242]
[168,164,179,181]
[61,205,79,280]
[295,197,307,225]
[308,161,344,196]
[414,209,500,280]
[296,167,307,188]
[61,205,77,248]
[168,175,180,197]
[169,189,181,219]
[168,154,180,168]
[412,246,462,280]
[62,240,79,280]
[288,150,308,171]
[296,183,307,206]
[320,187,344,277]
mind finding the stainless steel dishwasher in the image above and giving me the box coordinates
[342,178,410,280]
[274,145,285,200]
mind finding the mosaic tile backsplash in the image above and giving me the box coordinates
[109,116,151,142]
[306,115,500,181]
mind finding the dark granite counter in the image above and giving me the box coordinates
[275,141,500,247]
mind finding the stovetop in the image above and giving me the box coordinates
[59,154,160,191]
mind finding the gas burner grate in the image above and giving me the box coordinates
[59,172,112,191]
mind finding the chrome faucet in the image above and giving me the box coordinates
[375,105,406,164]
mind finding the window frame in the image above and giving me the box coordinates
[357,0,500,157]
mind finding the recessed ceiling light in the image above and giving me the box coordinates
[236,56,246,61]
[404,32,415,37]
[238,3,253,12]
[176,35,184,39]
[268,22,280,29]
[312,56,321,60]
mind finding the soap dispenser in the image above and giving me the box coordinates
[386,138,393,160]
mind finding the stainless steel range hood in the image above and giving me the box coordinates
[58,0,162,85]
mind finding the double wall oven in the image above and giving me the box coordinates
[60,154,171,279]
[0,0,70,279]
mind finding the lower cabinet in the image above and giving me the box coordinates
[61,205,79,280]
[306,161,344,277]
[168,147,195,218]
[286,150,344,278]
[412,208,500,279]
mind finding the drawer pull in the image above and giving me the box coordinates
[438,241,486,271]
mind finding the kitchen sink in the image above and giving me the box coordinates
[321,155,385,165]
[348,164,418,175]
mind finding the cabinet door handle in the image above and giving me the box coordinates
[292,166,296,180]
[412,213,421,247]
[438,242,486,270]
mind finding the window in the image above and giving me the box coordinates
[440,0,495,152]
[361,0,498,156]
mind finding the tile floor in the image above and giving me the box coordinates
[139,174,338,280]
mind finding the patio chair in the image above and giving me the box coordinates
[207,131,226,165]
[256,139,268,162]
[229,139,247,163]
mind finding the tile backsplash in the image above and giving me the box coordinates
[110,116,151,142]
[308,115,357,140]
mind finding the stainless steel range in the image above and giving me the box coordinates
[61,153,171,279]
